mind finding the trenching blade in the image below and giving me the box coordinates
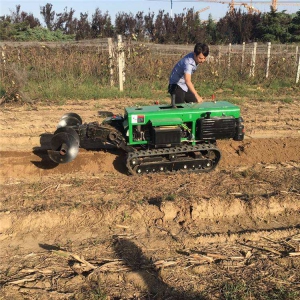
[54,126,80,145]
[57,113,82,128]
[48,132,79,164]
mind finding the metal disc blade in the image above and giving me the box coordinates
[54,127,80,145]
[57,116,81,128]
[48,132,79,164]
[60,113,82,124]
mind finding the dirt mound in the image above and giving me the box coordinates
[0,99,300,300]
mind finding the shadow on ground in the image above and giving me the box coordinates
[113,238,208,300]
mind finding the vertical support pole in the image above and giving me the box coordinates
[18,49,21,64]
[227,43,231,71]
[241,42,245,74]
[1,46,6,104]
[117,35,124,92]
[296,55,300,84]
[218,45,221,69]
[266,42,271,78]
[1,46,6,71]
[108,38,114,87]
[250,42,257,77]
[249,49,253,77]
[296,46,299,66]
[122,41,125,83]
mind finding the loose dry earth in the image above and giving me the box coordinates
[0,98,300,300]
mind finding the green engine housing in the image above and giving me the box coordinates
[123,101,244,148]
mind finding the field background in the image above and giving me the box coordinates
[1,40,300,104]
[0,41,300,300]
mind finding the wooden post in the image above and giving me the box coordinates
[296,46,299,66]
[228,43,231,71]
[108,38,114,87]
[1,46,6,71]
[241,42,245,73]
[0,46,6,104]
[117,35,124,92]
[296,55,300,84]
[266,42,271,78]
[121,42,125,83]
[250,42,257,77]
[218,45,221,69]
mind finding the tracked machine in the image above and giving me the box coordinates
[48,101,244,175]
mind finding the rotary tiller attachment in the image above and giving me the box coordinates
[48,124,80,164]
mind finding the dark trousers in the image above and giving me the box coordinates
[168,84,197,104]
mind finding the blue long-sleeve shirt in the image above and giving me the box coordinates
[169,52,197,92]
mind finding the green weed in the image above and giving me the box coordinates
[221,281,251,300]
[165,194,176,201]
[262,287,300,300]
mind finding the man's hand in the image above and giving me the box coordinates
[195,94,203,103]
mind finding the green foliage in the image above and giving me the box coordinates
[289,11,300,42]
[222,281,251,300]
[206,14,217,44]
[1,3,300,44]
[256,9,293,43]
[15,26,75,41]
[0,21,74,41]
[165,194,176,201]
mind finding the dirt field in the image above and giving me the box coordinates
[0,98,300,300]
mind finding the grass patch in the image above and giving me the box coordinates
[221,281,300,300]
[23,76,170,102]
[8,75,300,104]
[1,48,300,104]
[222,281,251,300]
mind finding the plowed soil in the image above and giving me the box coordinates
[0,99,300,300]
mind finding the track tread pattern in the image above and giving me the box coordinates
[126,143,221,175]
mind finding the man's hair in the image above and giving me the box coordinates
[194,43,209,57]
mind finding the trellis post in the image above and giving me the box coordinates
[227,43,231,71]
[218,45,221,69]
[250,42,257,77]
[1,46,6,71]
[117,35,125,92]
[241,42,245,73]
[108,38,114,87]
[266,42,271,78]
[296,55,300,84]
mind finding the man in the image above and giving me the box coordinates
[168,43,209,105]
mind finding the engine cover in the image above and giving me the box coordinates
[197,117,236,140]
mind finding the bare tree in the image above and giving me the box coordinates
[40,3,55,30]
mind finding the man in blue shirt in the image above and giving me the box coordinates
[168,43,209,105]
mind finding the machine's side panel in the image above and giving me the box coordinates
[125,102,242,146]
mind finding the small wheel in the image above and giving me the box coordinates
[108,131,118,142]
